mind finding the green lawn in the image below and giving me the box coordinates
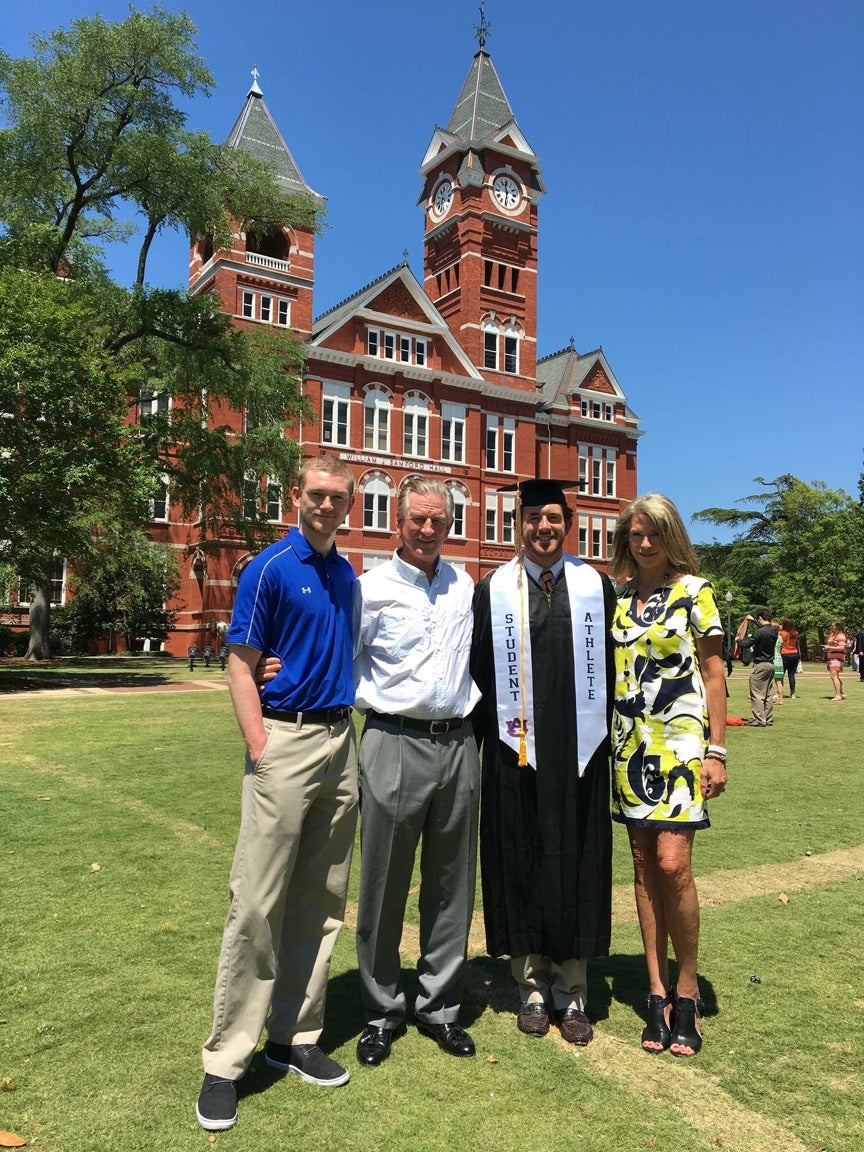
[1,661,861,1151]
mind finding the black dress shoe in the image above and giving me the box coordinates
[356,1025,394,1066]
[415,1020,475,1057]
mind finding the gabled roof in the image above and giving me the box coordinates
[226,79,322,203]
[310,263,483,380]
[536,343,640,421]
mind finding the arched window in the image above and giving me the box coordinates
[403,393,429,458]
[448,485,467,539]
[503,324,520,374]
[363,386,391,453]
[483,321,499,370]
[482,318,522,374]
[362,476,391,531]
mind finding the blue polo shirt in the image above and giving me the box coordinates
[227,526,357,711]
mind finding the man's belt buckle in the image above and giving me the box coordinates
[429,719,451,736]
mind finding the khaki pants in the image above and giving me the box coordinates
[511,954,588,1013]
[749,661,775,725]
[202,713,358,1080]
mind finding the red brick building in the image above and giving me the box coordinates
[160,43,642,653]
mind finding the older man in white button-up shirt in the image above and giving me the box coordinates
[353,476,481,1067]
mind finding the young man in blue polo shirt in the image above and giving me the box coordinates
[196,456,358,1132]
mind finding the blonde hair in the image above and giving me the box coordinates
[298,455,355,495]
[609,493,700,582]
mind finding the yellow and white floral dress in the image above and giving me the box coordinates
[612,574,722,828]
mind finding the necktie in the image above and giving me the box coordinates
[540,568,554,604]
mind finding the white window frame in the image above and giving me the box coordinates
[606,516,616,558]
[501,492,515,544]
[150,474,169,522]
[484,415,515,472]
[241,289,255,319]
[605,451,616,497]
[362,554,388,573]
[503,326,520,374]
[483,323,498,370]
[321,382,350,447]
[367,327,428,367]
[403,394,429,458]
[363,477,390,531]
[17,559,66,607]
[484,492,514,544]
[266,481,282,523]
[578,514,589,558]
[441,401,466,464]
[484,493,497,542]
[139,388,170,419]
[363,387,391,453]
[449,487,466,539]
[277,299,290,327]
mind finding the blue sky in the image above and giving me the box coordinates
[4,0,863,541]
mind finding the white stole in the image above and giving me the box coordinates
[489,555,607,776]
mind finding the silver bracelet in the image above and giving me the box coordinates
[706,744,727,763]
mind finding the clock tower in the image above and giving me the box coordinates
[420,22,544,390]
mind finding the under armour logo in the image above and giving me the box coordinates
[301,586,312,594]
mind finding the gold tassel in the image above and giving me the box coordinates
[518,732,528,766]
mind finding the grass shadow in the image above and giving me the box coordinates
[0,655,209,692]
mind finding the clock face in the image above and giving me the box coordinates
[492,174,521,211]
[432,180,453,217]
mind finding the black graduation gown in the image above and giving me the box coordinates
[470,566,615,964]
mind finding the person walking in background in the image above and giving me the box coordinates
[823,622,848,700]
[856,624,864,682]
[778,619,801,699]
[738,611,780,726]
[196,457,359,1132]
[353,478,481,1066]
[471,479,615,1048]
[772,621,785,704]
[608,494,727,1058]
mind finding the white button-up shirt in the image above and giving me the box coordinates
[353,550,481,719]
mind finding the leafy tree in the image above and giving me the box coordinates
[60,530,183,653]
[0,7,319,656]
[694,475,863,654]
[0,268,152,658]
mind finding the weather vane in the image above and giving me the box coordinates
[475,3,491,51]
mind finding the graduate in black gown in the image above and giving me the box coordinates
[470,479,615,1045]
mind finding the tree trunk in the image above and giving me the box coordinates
[26,583,52,661]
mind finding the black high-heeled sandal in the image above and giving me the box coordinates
[670,991,704,1057]
[640,992,673,1053]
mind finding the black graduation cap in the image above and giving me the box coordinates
[497,478,585,509]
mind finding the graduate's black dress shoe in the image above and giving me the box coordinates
[356,1025,394,1066]
[415,1020,475,1057]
